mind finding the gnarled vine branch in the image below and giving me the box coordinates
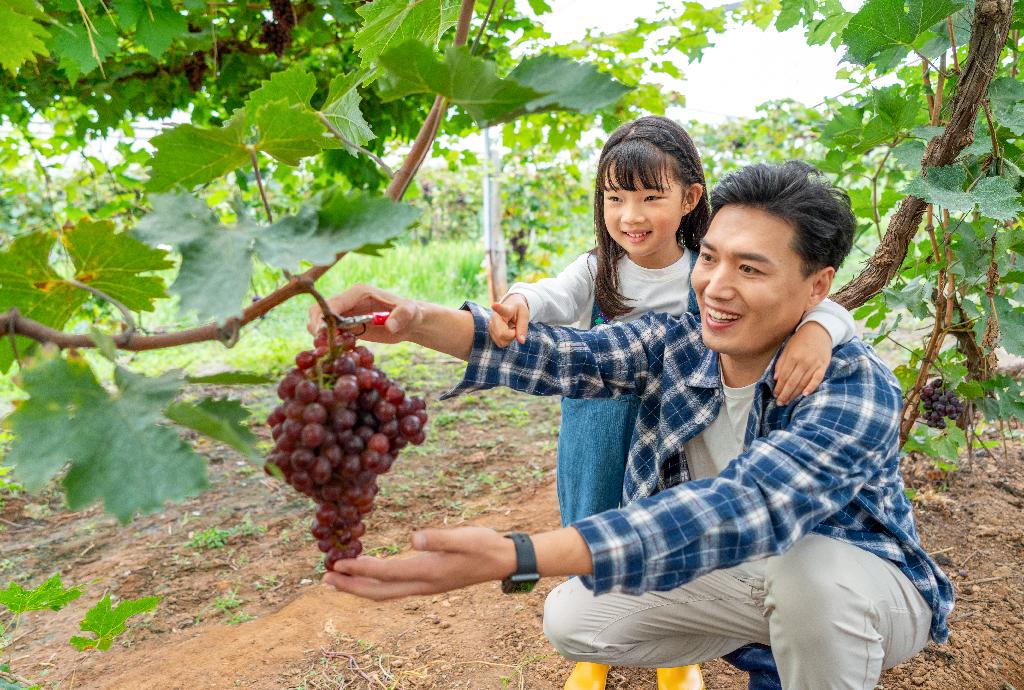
[834,0,1013,311]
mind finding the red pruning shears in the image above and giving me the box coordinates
[329,311,390,330]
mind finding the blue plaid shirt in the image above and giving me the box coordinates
[444,302,954,643]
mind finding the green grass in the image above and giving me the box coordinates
[123,239,488,377]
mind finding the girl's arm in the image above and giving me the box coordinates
[504,253,596,326]
[773,298,856,404]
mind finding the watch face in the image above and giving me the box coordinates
[502,572,539,594]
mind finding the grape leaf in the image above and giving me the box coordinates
[253,100,325,166]
[971,177,1024,221]
[507,54,631,115]
[993,296,1024,356]
[185,371,274,384]
[70,593,161,651]
[988,77,1024,136]
[254,192,421,271]
[49,13,119,82]
[4,358,208,522]
[776,0,816,31]
[379,42,544,125]
[892,139,926,171]
[62,219,172,312]
[904,165,973,212]
[116,0,187,57]
[0,0,51,73]
[89,327,119,361]
[134,193,255,323]
[165,398,257,458]
[0,574,84,614]
[244,63,317,121]
[353,0,461,69]
[858,85,921,151]
[0,232,87,373]
[842,0,962,66]
[321,71,375,153]
[147,115,250,192]
[905,167,1023,220]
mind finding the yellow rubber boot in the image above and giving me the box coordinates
[563,662,610,690]
[656,664,705,690]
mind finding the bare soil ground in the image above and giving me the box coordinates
[2,348,1022,690]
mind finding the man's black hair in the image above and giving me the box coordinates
[709,161,855,275]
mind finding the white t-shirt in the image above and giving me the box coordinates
[508,251,694,329]
[684,376,758,480]
[507,250,856,345]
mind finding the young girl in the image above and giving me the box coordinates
[489,117,853,690]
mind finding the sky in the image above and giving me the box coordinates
[528,0,855,123]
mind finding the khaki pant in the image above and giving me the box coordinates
[544,534,932,690]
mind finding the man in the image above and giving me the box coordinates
[315,162,953,689]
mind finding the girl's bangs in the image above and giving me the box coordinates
[599,140,674,193]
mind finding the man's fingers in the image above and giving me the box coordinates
[383,301,418,335]
[322,572,432,601]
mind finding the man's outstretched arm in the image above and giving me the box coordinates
[322,525,593,601]
[309,284,476,361]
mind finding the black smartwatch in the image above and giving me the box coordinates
[501,532,540,594]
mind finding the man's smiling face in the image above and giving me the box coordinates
[690,204,835,384]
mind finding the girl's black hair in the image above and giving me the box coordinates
[591,116,709,321]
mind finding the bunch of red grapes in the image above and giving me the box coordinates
[265,327,428,571]
[918,378,964,429]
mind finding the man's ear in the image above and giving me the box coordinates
[805,266,835,310]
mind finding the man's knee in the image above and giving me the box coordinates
[543,580,598,658]
[764,536,877,641]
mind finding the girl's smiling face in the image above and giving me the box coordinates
[602,170,704,269]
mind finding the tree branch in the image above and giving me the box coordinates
[834,0,1012,311]
[3,0,479,354]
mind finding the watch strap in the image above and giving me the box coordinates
[505,532,537,576]
[502,532,539,593]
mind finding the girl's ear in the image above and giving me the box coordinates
[680,183,705,214]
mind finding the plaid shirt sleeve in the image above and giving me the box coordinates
[573,348,905,595]
[441,301,678,401]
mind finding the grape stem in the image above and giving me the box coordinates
[66,277,137,342]
[250,149,273,223]
[317,112,394,178]
[297,277,338,355]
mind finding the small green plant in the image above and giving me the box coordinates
[224,611,255,625]
[210,589,243,614]
[186,518,267,551]
[0,574,159,686]
[187,527,232,550]
[254,575,280,591]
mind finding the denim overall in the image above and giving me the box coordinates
[554,251,781,690]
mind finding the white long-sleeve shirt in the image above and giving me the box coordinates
[507,249,855,346]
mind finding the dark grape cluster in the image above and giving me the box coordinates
[182,51,207,92]
[265,328,428,571]
[919,379,964,429]
[260,0,295,55]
